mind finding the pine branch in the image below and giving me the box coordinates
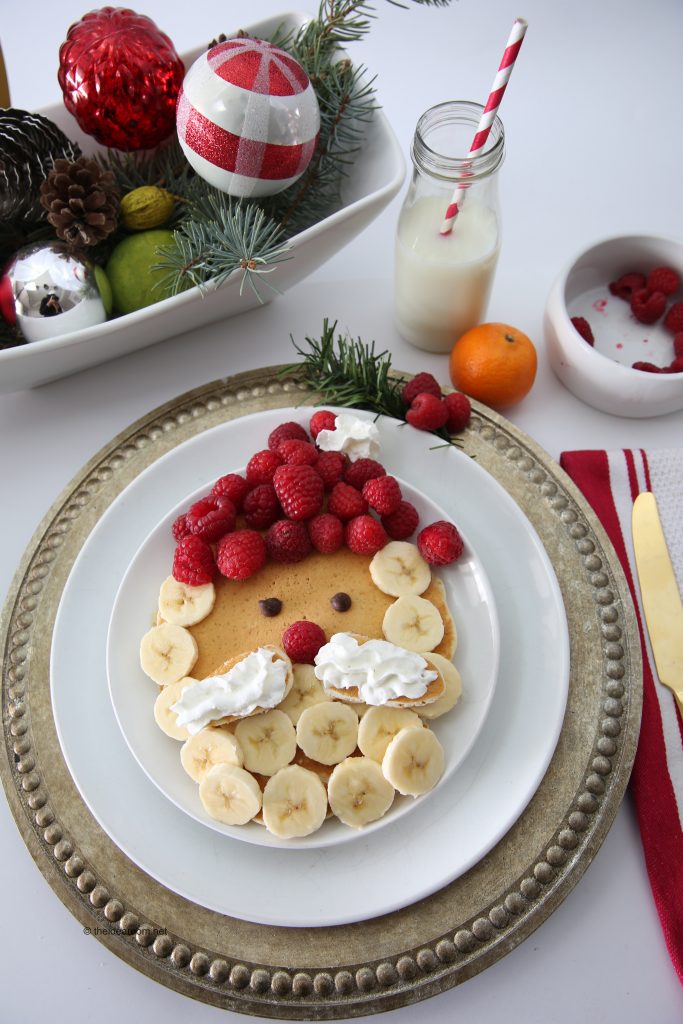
[280,320,463,446]
[154,194,292,301]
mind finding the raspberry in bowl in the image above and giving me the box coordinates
[544,234,683,417]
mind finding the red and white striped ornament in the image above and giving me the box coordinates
[177,38,320,198]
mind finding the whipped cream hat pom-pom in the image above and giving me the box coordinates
[176,37,321,199]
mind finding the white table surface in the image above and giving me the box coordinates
[2,0,683,1020]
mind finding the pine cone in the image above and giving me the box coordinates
[40,157,120,249]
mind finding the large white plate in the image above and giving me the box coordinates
[107,473,499,849]
[50,408,569,928]
[0,12,404,395]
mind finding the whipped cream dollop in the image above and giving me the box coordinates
[172,648,288,734]
[315,413,380,462]
[314,633,437,705]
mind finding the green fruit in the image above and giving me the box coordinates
[121,186,175,230]
[92,265,113,316]
[105,229,176,315]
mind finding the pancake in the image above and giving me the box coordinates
[182,547,457,680]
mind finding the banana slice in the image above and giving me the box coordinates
[278,664,328,725]
[234,709,296,776]
[153,677,195,740]
[382,595,444,653]
[369,541,432,597]
[382,726,445,797]
[262,764,328,838]
[140,622,198,686]
[180,727,243,782]
[419,653,463,720]
[357,705,424,762]
[328,756,395,828]
[296,701,359,766]
[199,763,262,825]
[158,575,215,627]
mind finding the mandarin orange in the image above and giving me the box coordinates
[448,323,537,409]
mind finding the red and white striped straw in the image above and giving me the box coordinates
[439,17,528,236]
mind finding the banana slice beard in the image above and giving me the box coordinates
[419,653,463,720]
[153,677,195,740]
[357,706,424,762]
[180,727,243,782]
[369,541,431,597]
[158,575,215,627]
[234,708,297,776]
[262,764,328,838]
[278,664,328,725]
[328,756,395,828]
[382,726,445,797]
[140,622,198,686]
[199,763,262,825]
[296,701,359,766]
[382,595,444,653]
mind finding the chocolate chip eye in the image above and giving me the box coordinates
[330,592,352,612]
[259,597,282,617]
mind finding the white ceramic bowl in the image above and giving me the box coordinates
[0,11,405,394]
[544,234,683,417]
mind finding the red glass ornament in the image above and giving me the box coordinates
[58,7,184,152]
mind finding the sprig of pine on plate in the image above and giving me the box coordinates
[280,318,464,447]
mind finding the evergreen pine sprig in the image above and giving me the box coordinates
[281,319,463,446]
[154,193,292,299]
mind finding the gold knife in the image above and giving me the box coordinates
[632,491,683,718]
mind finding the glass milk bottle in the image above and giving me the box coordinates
[394,101,505,353]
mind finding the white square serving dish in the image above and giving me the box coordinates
[0,10,405,394]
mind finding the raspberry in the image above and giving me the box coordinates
[406,393,449,431]
[267,421,308,452]
[281,620,326,665]
[647,266,680,296]
[402,372,442,406]
[272,464,324,521]
[315,449,347,490]
[172,535,216,586]
[344,458,385,490]
[571,316,594,345]
[362,475,402,516]
[265,519,312,563]
[664,301,683,334]
[246,449,283,486]
[630,288,666,325]
[444,392,472,432]
[673,333,683,359]
[417,520,464,566]
[185,496,236,543]
[172,513,190,542]
[609,272,646,301]
[381,500,420,540]
[216,529,267,580]
[277,439,319,466]
[345,515,389,555]
[631,361,662,373]
[307,512,344,553]
[309,409,337,440]
[243,484,281,529]
[210,473,249,511]
[328,481,368,520]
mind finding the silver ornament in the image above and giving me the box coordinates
[4,242,108,343]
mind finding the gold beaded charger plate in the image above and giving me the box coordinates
[0,368,641,1017]
[104,421,501,856]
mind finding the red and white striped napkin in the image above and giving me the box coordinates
[560,448,683,984]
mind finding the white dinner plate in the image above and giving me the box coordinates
[50,408,569,928]
[107,473,499,849]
